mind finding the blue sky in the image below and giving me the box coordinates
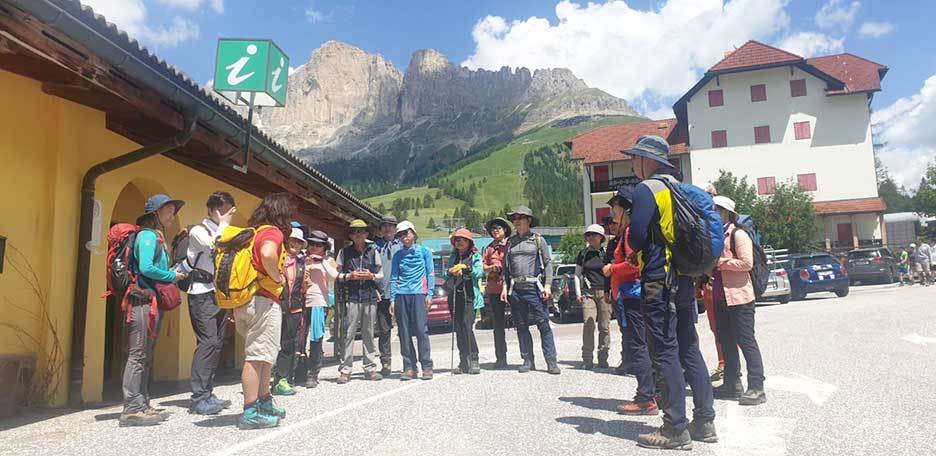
[83,0,936,188]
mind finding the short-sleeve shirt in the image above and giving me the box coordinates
[252,226,284,301]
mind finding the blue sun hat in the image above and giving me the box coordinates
[621,135,675,170]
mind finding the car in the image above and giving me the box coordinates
[552,265,581,323]
[427,284,453,329]
[760,261,792,304]
[786,253,850,300]
[846,247,898,284]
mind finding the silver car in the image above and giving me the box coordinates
[760,247,791,304]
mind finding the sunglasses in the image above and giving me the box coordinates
[349,229,367,234]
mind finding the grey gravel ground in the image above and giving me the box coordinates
[2,283,935,456]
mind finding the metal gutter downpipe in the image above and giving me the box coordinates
[67,115,197,406]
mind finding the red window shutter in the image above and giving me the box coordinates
[754,125,771,144]
[751,84,767,102]
[595,207,611,222]
[594,165,609,183]
[797,173,817,191]
[711,130,727,148]
[757,177,776,195]
[790,79,807,97]
[794,121,811,140]
[708,89,724,107]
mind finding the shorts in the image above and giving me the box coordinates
[914,261,931,273]
[898,265,910,274]
[234,295,282,365]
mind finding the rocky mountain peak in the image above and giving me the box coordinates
[527,68,589,100]
[407,48,450,75]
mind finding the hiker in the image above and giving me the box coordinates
[374,215,402,376]
[336,219,384,384]
[300,230,338,388]
[701,186,726,382]
[898,247,911,286]
[234,193,294,430]
[604,186,657,416]
[627,135,716,449]
[445,228,484,375]
[483,217,512,368]
[915,239,932,286]
[576,224,611,370]
[119,194,186,427]
[271,227,310,395]
[184,191,236,415]
[602,215,629,375]
[390,220,435,380]
[500,206,560,375]
[711,196,767,406]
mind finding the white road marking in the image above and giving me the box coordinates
[769,373,838,406]
[714,402,795,456]
[902,333,936,346]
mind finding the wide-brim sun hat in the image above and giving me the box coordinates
[395,220,416,236]
[143,194,185,216]
[307,230,329,244]
[289,228,308,246]
[712,195,737,215]
[622,135,675,170]
[584,224,606,239]
[506,205,538,228]
[606,185,636,208]
[484,217,512,237]
[380,214,398,227]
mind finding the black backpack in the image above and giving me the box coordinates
[170,224,213,292]
[730,224,769,299]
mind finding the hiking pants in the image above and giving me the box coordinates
[293,308,313,384]
[486,294,508,363]
[340,301,379,374]
[395,294,433,371]
[511,287,558,366]
[377,299,394,367]
[675,277,715,422]
[275,310,305,383]
[714,300,765,389]
[188,292,226,404]
[123,297,163,413]
[582,290,611,363]
[453,291,479,367]
[623,299,655,402]
[617,297,633,369]
[641,279,688,432]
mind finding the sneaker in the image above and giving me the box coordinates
[271,378,296,396]
[582,360,594,370]
[401,369,417,381]
[688,419,718,443]
[421,369,434,380]
[381,364,392,377]
[238,405,280,430]
[739,387,767,406]
[336,372,351,385]
[190,398,224,416]
[258,395,286,419]
[453,364,467,375]
[597,359,610,369]
[712,381,744,400]
[518,360,534,373]
[547,362,561,375]
[210,394,232,410]
[469,360,481,375]
[616,400,659,416]
[304,376,320,389]
[365,371,383,381]
[494,359,508,370]
[118,411,164,427]
[709,367,724,382]
[637,424,693,451]
[144,406,172,421]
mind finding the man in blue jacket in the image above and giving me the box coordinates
[374,215,401,376]
[390,221,435,381]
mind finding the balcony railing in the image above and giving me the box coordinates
[591,176,641,193]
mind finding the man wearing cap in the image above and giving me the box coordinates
[335,220,384,383]
[500,205,560,375]
[483,217,512,368]
[374,214,401,376]
[626,135,716,449]
[576,224,611,370]
[120,194,187,427]
[390,221,435,380]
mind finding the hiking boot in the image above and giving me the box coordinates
[381,363,392,377]
[304,372,320,388]
[365,371,383,381]
[597,359,610,369]
[713,380,744,400]
[238,405,279,430]
[547,362,561,375]
[582,359,594,370]
[739,387,767,406]
[210,394,232,410]
[617,400,659,416]
[401,369,417,381]
[689,419,718,443]
[258,395,286,419]
[336,372,351,385]
[494,359,508,370]
[518,360,534,373]
[118,411,164,427]
[709,367,724,382]
[190,398,224,416]
[421,369,434,380]
[271,378,296,396]
[637,424,693,451]
[469,360,481,375]
[453,363,468,375]
[144,406,171,421]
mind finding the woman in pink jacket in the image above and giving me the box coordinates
[710,196,766,406]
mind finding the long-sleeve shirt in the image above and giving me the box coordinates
[610,226,641,301]
[482,240,508,295]
[444,250,486,310]
[182,218,227,295]
[628,174,676,281]
[134,229,175,288]
[336,245,384,282]
[374,237,402,298]
[304,255,339,307]
[503,232,553,290]
[390,244,435,301]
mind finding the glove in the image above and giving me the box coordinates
[448,263,468,276]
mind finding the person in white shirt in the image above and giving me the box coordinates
[182,191,235,415]
[916,240,933,286]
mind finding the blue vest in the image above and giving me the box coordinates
[339,244,380,303]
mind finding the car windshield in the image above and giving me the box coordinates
[556,266,575,276]
[795,256,838,267]
[848,251,878,259]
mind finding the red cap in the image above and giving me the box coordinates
[450,228,475,248]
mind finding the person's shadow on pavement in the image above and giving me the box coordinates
[555,416,656,442]
[558,396,622,412]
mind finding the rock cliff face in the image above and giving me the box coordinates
[258,42,637,184]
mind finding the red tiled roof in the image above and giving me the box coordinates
[568,118,689,165]
[813,197,886,215]
[709,40,803,72]
[807,53,888,94]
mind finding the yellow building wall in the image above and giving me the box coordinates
[0,69,263,406]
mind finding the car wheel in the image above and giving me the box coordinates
[791,291,807,301]
[884,271,895,284]
[778,294,791,304]
[834,287,850,298]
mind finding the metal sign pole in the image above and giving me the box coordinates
[233,91,256,174]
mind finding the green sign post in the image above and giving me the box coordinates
[213,38,289,172]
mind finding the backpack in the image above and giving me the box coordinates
[170,223,212,292]
[213,225,274,309]
[730,221,770,300]
[656,178,724,277]
[105,223,142,309]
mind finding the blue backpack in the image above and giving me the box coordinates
[656,178,724,277]
[732,214,770,299]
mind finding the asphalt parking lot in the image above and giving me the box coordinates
[2,283,935,456]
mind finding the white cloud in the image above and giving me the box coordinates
[815,0,860,30]
[210,0,223,14]
[859,21,893,38]
[155,0,223,13]
[777,31,844,57]
[305,3,334,23]
[82,0,218,48]
[145,16,200,47]
[82,0,148,36]
[872,73,936,189]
